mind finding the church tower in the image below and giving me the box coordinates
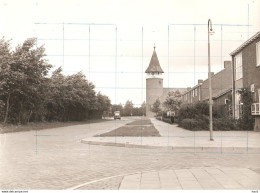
[145,46,164,117]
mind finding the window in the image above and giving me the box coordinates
[195,88,197,97]
[251,84,255,92]
[192,90,195,97]
[235,52,243,80]
[235,91,242,119]
[257,41,260,67]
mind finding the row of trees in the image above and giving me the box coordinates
[0,37,111,124]
[110,100,146,116]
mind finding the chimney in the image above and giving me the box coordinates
[187,87,191,91]
[224,61,231,68]
[198,79,203,84]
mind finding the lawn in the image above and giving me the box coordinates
[126,119,152,125]
[96,118,160,137]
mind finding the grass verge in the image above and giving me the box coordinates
[126,119,152,125]
[96,125,161,137]
[0,119,111,134]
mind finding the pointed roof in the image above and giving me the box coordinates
[145,47,164,73]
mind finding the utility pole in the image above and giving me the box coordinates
[208,19,214,141]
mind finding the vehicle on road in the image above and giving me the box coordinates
[114,111,121,120]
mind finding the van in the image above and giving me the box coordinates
[114,111,121,120]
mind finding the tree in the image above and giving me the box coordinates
[95,92,111,112]
[141,101,146,116]
[45,68,106,121]
[0,37,112,124]
[152,99,161,116]
[163,90,182,112]
[123,100,134,116]
[93,92,111,119]
[0,38,12,123]
[0,37,52,123]
[111,104,123,115]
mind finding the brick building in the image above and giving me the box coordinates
[181,61,233,117]
[230,31,260,131]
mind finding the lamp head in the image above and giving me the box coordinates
[209,30,215,35]
[208,19,214,35]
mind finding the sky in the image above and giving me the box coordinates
[0,0,260,106]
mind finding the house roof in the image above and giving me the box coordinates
[230,31,260,56]
[145,48,164,73]
[181,84,202,96]
[212,88,232,100]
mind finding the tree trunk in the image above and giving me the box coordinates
[4,93,10,124]
[18,103,22,124]
[27,110,32,123]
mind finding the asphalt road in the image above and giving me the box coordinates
[0,118,259,189]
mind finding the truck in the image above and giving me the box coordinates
[114,111,121,120]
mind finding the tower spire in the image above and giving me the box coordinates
[145,45,164,73]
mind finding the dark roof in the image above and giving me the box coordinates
[212,88,232,100]
[145,49,164,73]
[230,31,260,56]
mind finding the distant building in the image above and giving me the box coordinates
[145,47,185,117]
[181,61,233,117]
[230,31,260,131]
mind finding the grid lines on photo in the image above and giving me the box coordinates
[34,21,258,155]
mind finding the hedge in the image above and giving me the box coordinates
[176,102,253,131]
[178,117,252,131]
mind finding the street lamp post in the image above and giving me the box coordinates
[208,19,214,141]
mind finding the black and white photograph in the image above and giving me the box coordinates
[0,0,260,191]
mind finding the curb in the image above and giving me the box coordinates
[81,139,260,152]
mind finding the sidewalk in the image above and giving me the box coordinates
[74,167,260,190]
[81,118,260,151]
[119,167,260,190]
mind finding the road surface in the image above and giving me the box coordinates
[0,118,259,189]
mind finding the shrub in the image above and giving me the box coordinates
[179,119,199,131]
[213,118,235,131]
[178,117,253,131]
[176,102,240,131]
[177,102,218,122]
[237,88,254,130]
[235,118,254,131]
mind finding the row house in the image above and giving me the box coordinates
[230,31,260,131]
[182,61,233,117]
